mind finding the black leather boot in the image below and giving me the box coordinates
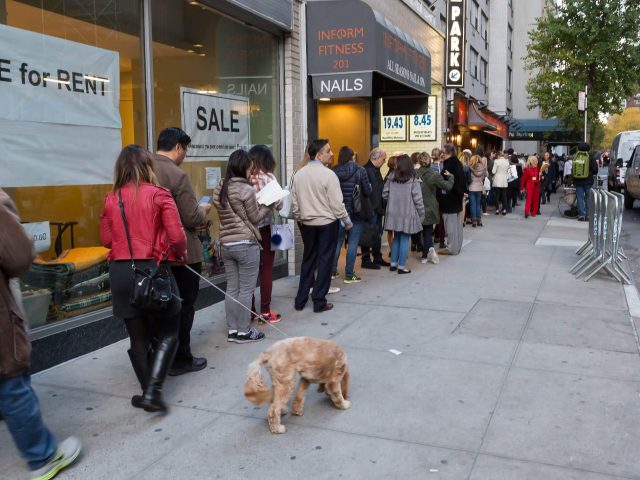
[140,337,178,413]
[127,349,150,409]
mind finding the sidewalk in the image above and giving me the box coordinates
[3,198,640,479]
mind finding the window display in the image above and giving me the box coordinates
[0,0,284,330]
[152,2,282,278]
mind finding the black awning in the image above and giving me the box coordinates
[307,0,431,99]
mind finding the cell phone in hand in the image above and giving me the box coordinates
[199,195,212,205]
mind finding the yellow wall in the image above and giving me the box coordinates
[318,100,371,165]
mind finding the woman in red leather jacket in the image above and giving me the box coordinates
[520,155,541,218]
[100,145,187,413]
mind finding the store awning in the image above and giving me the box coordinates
[306,0,431,99]
[508,118,572,141]
[467,102,497,132]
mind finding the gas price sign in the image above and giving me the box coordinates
[381,115,406,141]
[409,96,437,141]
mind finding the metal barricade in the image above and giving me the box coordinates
[570,189,632,284]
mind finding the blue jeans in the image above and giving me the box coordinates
[0,373,57,471]
[332,220,364,277]
[576,184,591,218]
[468,191,482,220]
[391,232,410,268]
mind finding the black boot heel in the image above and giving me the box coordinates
[140,337,178,413]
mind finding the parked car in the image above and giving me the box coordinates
[624,145,640,209]
[608,130,640,192]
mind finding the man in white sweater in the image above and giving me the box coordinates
[292,139,351,313]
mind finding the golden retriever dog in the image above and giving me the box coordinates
[244,337,350,434]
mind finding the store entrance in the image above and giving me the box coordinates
[317,99,371,165]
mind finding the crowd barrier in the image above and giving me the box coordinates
[570,189,632,284]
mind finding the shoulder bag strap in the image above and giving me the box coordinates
[228,196,263,250]
[117,190,136,270]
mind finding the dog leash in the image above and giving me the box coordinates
[185,264,290,338]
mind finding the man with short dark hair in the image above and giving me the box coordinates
[292,139,351,313]
[153,127,211,375]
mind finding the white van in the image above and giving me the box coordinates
[608,130,640,192]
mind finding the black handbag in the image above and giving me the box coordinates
[351,171,362,215]
[117,191,181,312]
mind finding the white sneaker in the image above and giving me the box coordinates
[311,287,341,294]
[31,436,82,480]
[427,247,439,265]
[420,258,429,264]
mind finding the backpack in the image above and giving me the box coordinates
[349,169,362,215]
[572,151,590,179]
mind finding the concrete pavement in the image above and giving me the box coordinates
[2,195,640,479]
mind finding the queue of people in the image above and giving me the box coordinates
[1,126,590,478]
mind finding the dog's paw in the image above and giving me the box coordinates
[270,424,287,434]
[339,400,351,410]
[291,406,304,416]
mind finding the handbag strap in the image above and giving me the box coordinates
[117,190,136,270]
[228,197,263,250]
[118,190,168,268]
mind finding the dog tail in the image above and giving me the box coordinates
[244,353,272,405]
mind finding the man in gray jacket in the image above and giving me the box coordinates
[0,189,81,479]
[153,128,211,375]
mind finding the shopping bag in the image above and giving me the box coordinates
[278,173,295,219]
[483,177,491,191]
[270,223,294,251]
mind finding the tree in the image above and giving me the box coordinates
[600,108,640,148]
[524,0,640,142]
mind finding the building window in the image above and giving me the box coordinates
[152,2,282,278]
[471,1,479,30]
[2,0,146,327]
[480,58,488,85]
[470,47,479,79]
[481,13,488,40]
[508,25,513,51]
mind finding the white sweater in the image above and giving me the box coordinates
[291,162,349,226]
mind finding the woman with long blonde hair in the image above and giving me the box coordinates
[520,155,541,218]
[467,154,487,226]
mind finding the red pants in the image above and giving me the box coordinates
[251,225,275,313]
[525,186,540,216]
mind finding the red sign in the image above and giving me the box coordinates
[481,112,508,138]
[457,100,467,125]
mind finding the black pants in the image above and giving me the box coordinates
[171,263,201,360]
[295,221,339,311]
[493,187,508,212]
[124,314,179,357]
[508,186,519,210]
[361,214,383,263]
[421,224,434,254]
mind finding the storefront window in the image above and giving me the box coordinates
[1,0,146,327]
[152,2,281,277]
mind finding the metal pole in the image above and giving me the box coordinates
[142,0,155,151]
[584,85,588,142]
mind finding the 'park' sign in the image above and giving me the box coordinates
[445,0,466,88]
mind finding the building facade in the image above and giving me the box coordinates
[445,0,509,154]
[0,0,299,370]
[302,0,446,176]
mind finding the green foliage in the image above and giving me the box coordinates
[524,0,640,141]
